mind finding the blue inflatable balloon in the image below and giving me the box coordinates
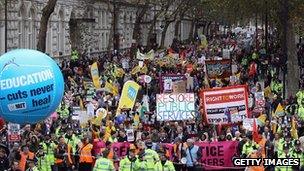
[115,114,126,124]
[0,49,64,124]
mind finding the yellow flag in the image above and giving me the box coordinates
[104,82,119,96]
[133,114,140,128]
[115,67,125,78]
[90,62,101,89]
[257,114,267,126]
[271,121,277,134]
[137,49,154,60]
[92,108,107,126]
[291,117,298,139]
[264,86,272,98]
[200,34,208,49]
[117,81,140,115]
[131,65,148,75]
[131,66,140,75]
[79,98,84,110]
[275,103,284,116]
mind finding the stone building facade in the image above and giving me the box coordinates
[0,0,193,57]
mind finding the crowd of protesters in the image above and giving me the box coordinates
[0,27,304,171]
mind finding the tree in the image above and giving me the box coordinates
[146,0,171,48]
[131,0,150,44]
[159,0,185,48]
[37,0,58,52]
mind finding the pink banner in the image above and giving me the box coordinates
[104,141,238,170]
[111,142,130,158]
[194,141,238,168]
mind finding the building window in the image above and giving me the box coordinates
[18,5,26,48]
[29,8,36,49]
[58,10,65,54]
[100,33,104,50]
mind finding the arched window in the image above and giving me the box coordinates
[58,10,65,54]
[102,11,106,27]
[18,5,26,48]
[29,8,36,49]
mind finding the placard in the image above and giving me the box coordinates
[160,75,186,93]
[243,118,255,131]
[126,129,134,142]
[205,59,232,79]
[156,93,195,121]
[200,85,249,124]
[222,49,230,59]
[172,80,186,93]
[8,123,21,142]
[253,92,265,113]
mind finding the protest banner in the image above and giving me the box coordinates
[156,93,195,121]
[111,142,130,159]
[109,141,237,169]
[117,81,140,115]
[205,59,232,79]
[8,123,21,142]
[90,62,101,89]
[195,141,238,168]
[160,74,186,93]
[200,85,249,124]
[253,92,265,113]
[162,141,238,168]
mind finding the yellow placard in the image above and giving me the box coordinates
[117,81,140,115]
[90,62,101,89]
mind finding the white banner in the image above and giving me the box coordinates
[156,93,195,121]
[200,85,249,124]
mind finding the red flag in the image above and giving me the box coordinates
[253,119,259,143]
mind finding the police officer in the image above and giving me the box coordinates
[154,151,175,171]
[54,137,74,171]
[93,149,115,171]
[277,133,293,157]
[134,150,147,171]
[242,133,259,157]
[119,149,137,171]
[276,144,293,171]
[38,135,56,171]
[144,140,159,171]
[291,140,304,170]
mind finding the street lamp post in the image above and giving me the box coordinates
[5,0,8,52]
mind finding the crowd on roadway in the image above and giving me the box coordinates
[0,28,304,171]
